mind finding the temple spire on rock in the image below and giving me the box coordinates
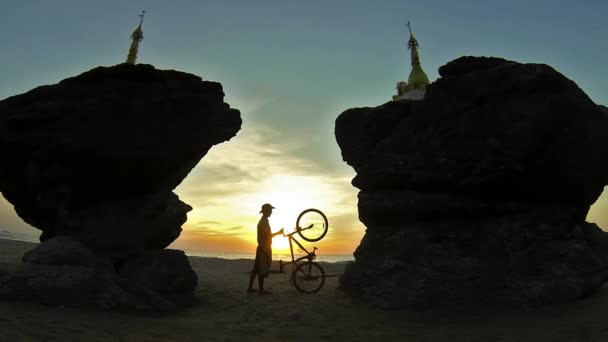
[125,11,145,64]
[393,22,431,101]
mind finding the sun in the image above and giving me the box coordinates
[257,175,332,224]
[236,173,337,253]
[272,235,291,252]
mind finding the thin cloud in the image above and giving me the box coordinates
[188,228,244,238]
[224,226,245,232]
[194,220,221,226]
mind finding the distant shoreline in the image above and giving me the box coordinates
[185,250,354,263]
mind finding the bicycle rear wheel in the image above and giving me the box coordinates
[296,208,328,242]
[293,261,325,294]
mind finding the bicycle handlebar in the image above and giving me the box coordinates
[282,224,314,237]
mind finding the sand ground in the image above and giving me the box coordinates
[1,239,608,341]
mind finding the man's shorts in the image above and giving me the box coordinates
[253,245,272,277]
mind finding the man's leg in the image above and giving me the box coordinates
[258,275,272,294]
[257,249,272,294]
[248,270,257,292]
[248,257,259,293]
[258,274,264,291]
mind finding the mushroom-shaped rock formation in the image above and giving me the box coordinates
[335,56,608,309]
[0,64,241,310]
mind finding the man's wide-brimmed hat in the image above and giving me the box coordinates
[260,203,275,213]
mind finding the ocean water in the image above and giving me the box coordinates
[0,235,355,263]
[186,250,354,263]
[0,231,38,243]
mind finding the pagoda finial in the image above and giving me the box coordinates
[125,10,145,64]
[139,10,145,27]
[406,21,418,49]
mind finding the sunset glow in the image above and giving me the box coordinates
[174,165,361,255]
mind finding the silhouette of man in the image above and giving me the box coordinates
[247,203,283,294]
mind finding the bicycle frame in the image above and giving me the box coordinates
[274,214,327,294]
[279,229,317,273]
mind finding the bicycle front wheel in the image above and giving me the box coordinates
[293,261,325,294]
[296,208,328,242]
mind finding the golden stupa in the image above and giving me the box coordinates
[393,22,430,101]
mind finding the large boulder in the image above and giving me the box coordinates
[0,64,240,310]
[117,249,198,307]
[0,63,241,256]
[336,56,608,309]
[0,263,132,309]
[0,237,191,311]
[22,235,112,269]
[0,237,128,309]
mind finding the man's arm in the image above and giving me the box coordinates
[271,228,284,237]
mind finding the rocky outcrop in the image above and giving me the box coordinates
[0,64,241,310]
[117,249,198,307]
[336,56,608,309]
[1,236,195,311]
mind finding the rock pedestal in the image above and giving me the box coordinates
[0,64,242,310]
[336,56,608,309]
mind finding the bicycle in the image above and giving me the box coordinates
[279,208,329,294]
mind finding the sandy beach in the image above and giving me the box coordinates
[1,238,608,341]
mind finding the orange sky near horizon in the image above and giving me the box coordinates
[171,217,363,256]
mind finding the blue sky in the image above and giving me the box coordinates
[0,0,607,252]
